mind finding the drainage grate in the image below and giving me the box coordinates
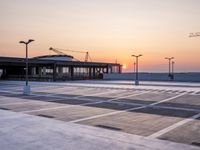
[0,107,10,110]
[95,125,122,131]
[37,114,55,118]
[192,142,200,147]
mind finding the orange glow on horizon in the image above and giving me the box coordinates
[122,64,127,70]
[0,0,200,72]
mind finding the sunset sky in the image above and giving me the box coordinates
[0,0,200,72]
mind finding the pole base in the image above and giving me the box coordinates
[135,80,139,85]
[23,85,31,95]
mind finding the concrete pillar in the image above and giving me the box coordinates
[43,67,46,75]
[119,65,122,73]
[106,66,109,73]
[89,67,92,79]
[93,67,95,79]
[31,67,36,75]
[38,67,42,76]
[58,67,63,74]
[53,64,56,81]
[70,66,74,80]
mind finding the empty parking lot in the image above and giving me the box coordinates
[0,80,200,149]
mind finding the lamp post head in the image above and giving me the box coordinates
[19,39,34,44]
[132,54,142,57]
[28,39,34,43]
[19,41,26,44]
[165,57,174,60]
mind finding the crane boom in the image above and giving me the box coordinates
[49,47,66,55]
[49,47,92,62]
[189,32,200,37]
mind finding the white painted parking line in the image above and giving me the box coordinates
[21,105,75,113]
[0,90,20,94]
[148,113,200,139]
[70,106,147,123]
[73,90,118,99]
[0,101,32,106]
[109,91,149,101]
[33,86,95,95]
[22,91,148,113]
[70,93,186,123]
[149,93,186,106]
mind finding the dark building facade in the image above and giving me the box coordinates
[0,55,121,81]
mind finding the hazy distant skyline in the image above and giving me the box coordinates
[0,0,200,72]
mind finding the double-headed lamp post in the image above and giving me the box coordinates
[132,54,142,85]
[19,39,34,95]
[165,57,174,80]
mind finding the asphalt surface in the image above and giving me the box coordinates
[0,80,200,149]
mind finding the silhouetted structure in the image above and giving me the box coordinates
[0,55,121,81]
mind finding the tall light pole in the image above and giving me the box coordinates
[19,39,34,95]
[134,62,136,73]
[172,61,175,75]
[165,57,174,80]
[172,61,175,80]
[132,54,142,85]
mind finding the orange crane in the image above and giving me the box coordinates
[49,47,92,62]
[189,32,200,37]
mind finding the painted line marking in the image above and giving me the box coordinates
[21,105,75,113]
[0,90,20,94]
[73,89,118,99]
[22,91,147,113]
[148,113,200,139]
[70,106,146,123]
[108,91,149,101]
[0,101,32,106]
[70,93,186,123]
[33,86,96,95]
[149,93,186,106]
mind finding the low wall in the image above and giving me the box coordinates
[103,73,200,82]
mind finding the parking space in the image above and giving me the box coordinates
[158,94,200,110]
[114,92,178,104]
[82,90,142,101]
[0,81,200,148]
[0,96,30,105]
[78,107,197,136]
[0,100,66,112]
[159,117,200,147]
[27,105,118,122]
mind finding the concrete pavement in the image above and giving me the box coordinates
[0,109,199,150]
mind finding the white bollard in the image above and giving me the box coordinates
[23,85,31,95]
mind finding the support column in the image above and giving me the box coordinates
[70,66,74,80]
[119,65,122,73]
[106,66,109,73]
[53,64,56,81]
[89,67,92,79]
[93,67,95,79]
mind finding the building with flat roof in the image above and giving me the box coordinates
[0,55,121,81]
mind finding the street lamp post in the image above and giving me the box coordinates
[165,57,174,80]
[172,61,175,80]
[134,62,136,73]
[132,54,142,85]
[19,39,34,95]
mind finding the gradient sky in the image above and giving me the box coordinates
[0,0,200,72]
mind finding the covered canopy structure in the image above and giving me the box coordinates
[0,55,121,81]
